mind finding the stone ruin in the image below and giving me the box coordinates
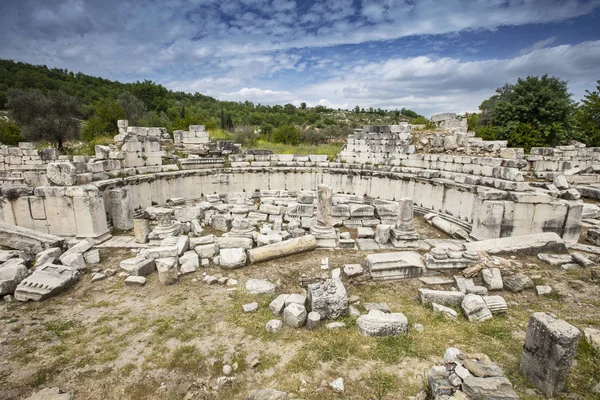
[2,113,600,398]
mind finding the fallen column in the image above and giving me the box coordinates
[520,312,580,397]
[465,232,567,255]
[247,235,317,264]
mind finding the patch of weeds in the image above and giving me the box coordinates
[167,345,206,374]
[545,291,565,301]
[92,325,114,336]
[44,320,79,338]
[475,317,513,342]
[567,337,600,393]
[89,300,115,308]
[120,363,137,377]
[9,341,37,364]
[364,371,401,400]
[124,379,161,399]
[373,334,416,364]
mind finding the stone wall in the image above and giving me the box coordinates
[0,143,59,187]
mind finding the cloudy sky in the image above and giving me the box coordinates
[1,0,600,116]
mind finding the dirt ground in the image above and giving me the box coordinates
[1,220,599,400]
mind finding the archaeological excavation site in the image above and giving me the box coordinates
[0,113,599,400]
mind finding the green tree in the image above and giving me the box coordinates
[354,105,360,113]
[6,88,81,148]
[0,119,22,145]
[271,125,301,145]
[82,98,126,140]
[574,80,600,146]
[300,102,307,109]
[118,91,147,125]
[482,75,575,149]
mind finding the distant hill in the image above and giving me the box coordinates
[0,59,422,132]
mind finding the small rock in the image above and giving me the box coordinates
[343,264,364,278]
[265,319,283,333]
[246,353,260,368]
[124,276,146,286]
[326,322,346,330]
[444,347,461,363]
[503,273,534,292]
[432,303,458,319]
[349,306,361,318]
[222,365,232,376]
[218,277,228,285]
[242,302,259,313]
[536,285,552,295]
[246,279,277,295]
[364,302,391,313]
[413,323,424,332]
[91,273,106,282]
[330,377,344,393]
[348,295,360,304]
[306,311,321,330]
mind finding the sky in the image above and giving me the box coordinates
[1,0,600,117]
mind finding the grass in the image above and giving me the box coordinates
[251,140,343,158]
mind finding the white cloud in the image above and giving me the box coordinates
[519,36,558,55]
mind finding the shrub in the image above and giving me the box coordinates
[271,125,301,145]
[0,120,22,145]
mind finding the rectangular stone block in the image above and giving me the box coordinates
[520,312,581,397]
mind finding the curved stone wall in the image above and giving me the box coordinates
[0,165,582,243]
[94,166,581,243]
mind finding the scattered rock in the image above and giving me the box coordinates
[245,389,287,400]
[503,273,534,292]
[306,311,321,330]
[265,319,283,333]
[357,309,408,337]
[307,278,349,319]
[330,377,344,393]
[326,322,346,330]
[246,279,277,295]
[283,303,307,328]
[536,285,552,296]
[269,294,289,316]
[432,302,458,319]
[24,388,73,400]
[242,302,258,313]
[125,276,147,286]
[343,264,364,278]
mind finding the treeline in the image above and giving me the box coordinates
[0,59,424,147]
[469,75,600,151]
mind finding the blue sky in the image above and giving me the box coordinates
[1,0,599,116]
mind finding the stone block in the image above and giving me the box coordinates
[219,248,247,269]
[307,278,348,319]
[357,310,408,337]
[119,257,155,276]
[283,303,307,328]
[520,312,581,397]
[366,251,424,281]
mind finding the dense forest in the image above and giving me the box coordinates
[0,59,423,151]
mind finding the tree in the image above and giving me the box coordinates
[81,98,126,140]
[480,75,575,149]
[118,91,147,125]
[354,105,360,113]
[271,125,301,145]
[6,88,81,148]
[575,80,600,146]
[284,103,296,114]
[0,119,22,145]
[300,102,307,109]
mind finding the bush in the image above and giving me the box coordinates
[0,120,22,145]
[271,125,301,145]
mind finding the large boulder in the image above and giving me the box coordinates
[356,309,409,337]
[307,278,349,319]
